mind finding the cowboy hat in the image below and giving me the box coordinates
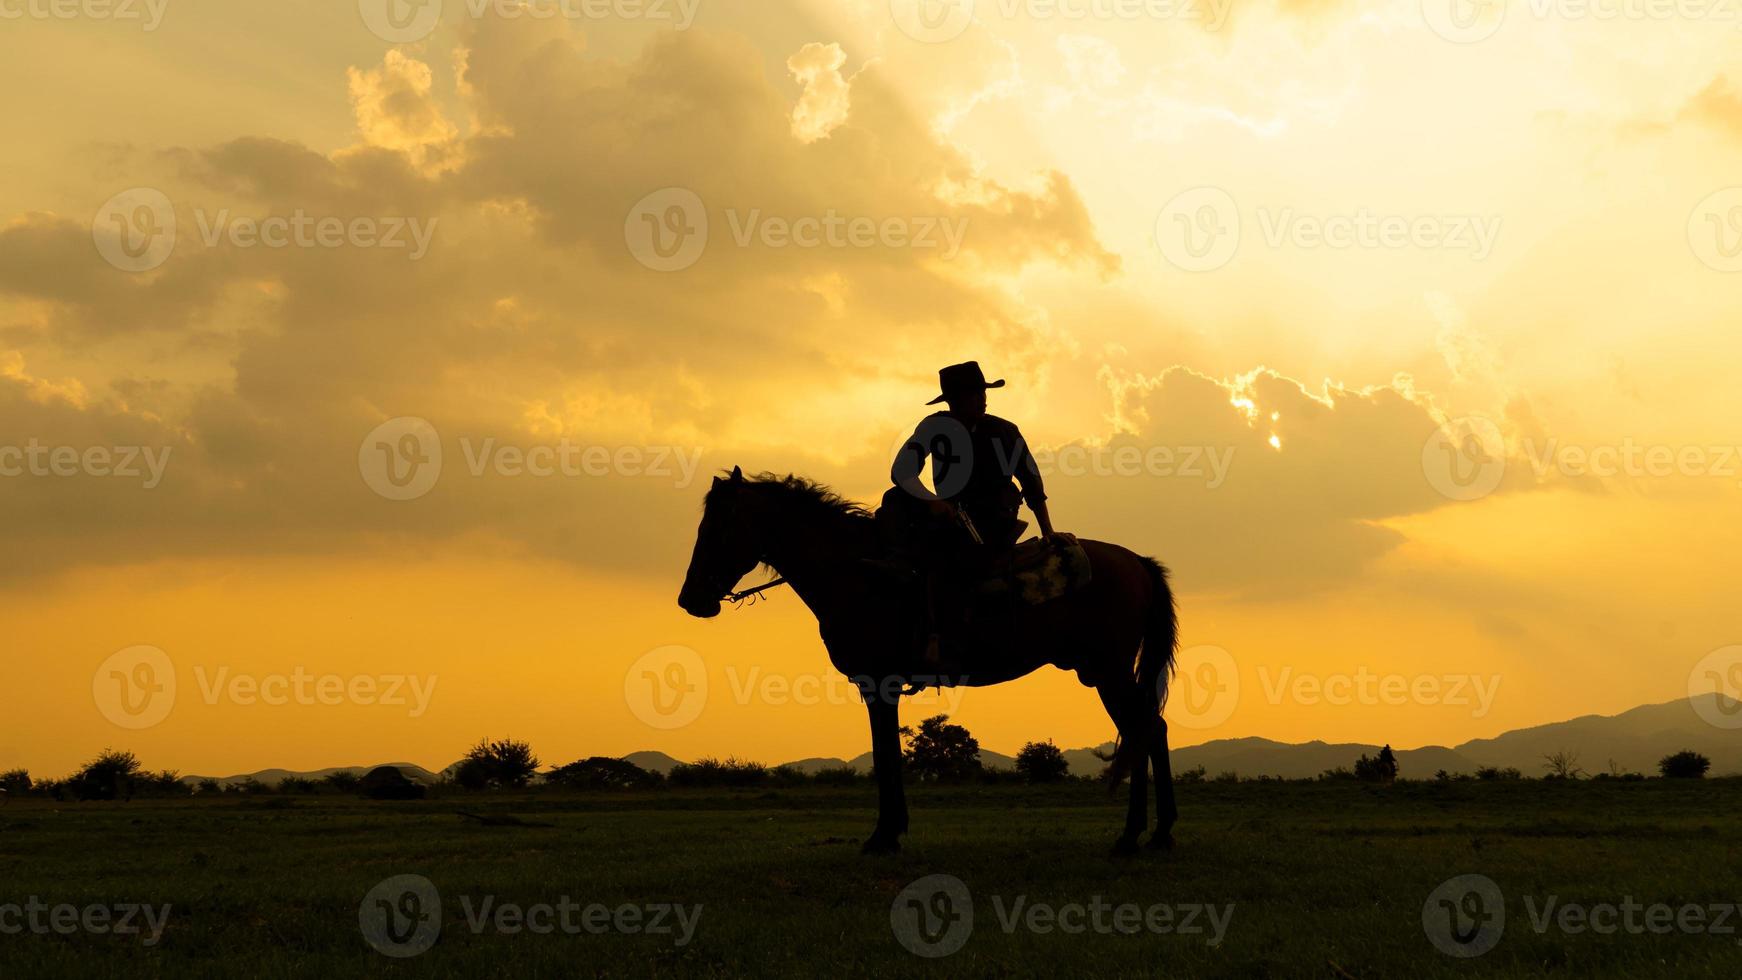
[926,361,1006,405]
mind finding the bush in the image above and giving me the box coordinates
[68,749,143,801]
[454,738,541,790]
[279,777,319,794]
[1213,770,1240,783]
[1476,766,1523,781]
[1658,750,1712,779]
[322,771,361,793]
[669,757,767,788]
[1354,745,1399,783]
[545,757,662,791]
[1014,740,1070,784]
[1318,766,1356,782]
[810,765,862,785]
[1174,765,1207,784]
[0,769,30,794]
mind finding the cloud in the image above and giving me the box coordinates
[0,18,1117,586]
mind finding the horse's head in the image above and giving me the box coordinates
[677,466,763,618]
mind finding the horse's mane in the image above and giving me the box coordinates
[707,472,874,526]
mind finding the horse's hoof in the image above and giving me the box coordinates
[1110,836,1140,858]
[1147,832,1175,851]
[861,834,901,856]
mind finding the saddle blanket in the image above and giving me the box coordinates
[972,537,1092,606]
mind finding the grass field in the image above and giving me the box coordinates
[3,778,1740,977]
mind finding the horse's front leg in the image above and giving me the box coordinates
[860,677,907,855]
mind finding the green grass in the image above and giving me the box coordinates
[2,779,1740,977]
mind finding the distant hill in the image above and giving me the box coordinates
[180,763,440,789]
[177,696,1741,787]
[621,751,686,776]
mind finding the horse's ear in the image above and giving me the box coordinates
[731,466,743,483]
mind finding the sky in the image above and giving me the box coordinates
[2,0,1740,779]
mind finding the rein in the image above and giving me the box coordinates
[725,577,789,607]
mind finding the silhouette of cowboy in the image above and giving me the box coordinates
[882,361,1070,661]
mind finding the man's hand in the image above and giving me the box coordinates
[1043,529,1077,545]
[926,498,959,519]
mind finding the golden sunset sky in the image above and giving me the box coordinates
[2,0,1740,778]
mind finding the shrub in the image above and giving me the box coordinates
[1541,749,1585,780]
[68,749,143,801]
[545,757,662,791]
[279,777,319,794]
[669,757,767,788]
[454,738,541,790]
[1174,765,1207,784]
[322,771,361,793]
[0,770,30,794]
[810,765,862,785]
[1354,745,1399,783]
[1475,766,1523,781]
[1658,750,1712,779]
[1014,740,1070,784]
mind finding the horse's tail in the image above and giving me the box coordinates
[1137,556,1179,708]
[1106,555,1178,788]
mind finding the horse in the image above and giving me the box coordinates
[676,467,1179,856]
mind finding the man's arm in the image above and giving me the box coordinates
[892,426,957,517]
[1008,426,1065,540]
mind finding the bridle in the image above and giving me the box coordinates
[702,481,788,608]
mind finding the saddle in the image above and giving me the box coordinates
[971,535,1093,607]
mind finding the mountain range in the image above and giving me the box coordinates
[185,695,1742,787]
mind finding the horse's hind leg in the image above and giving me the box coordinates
[1149,717,1177,850]
[1098,684,1148,856]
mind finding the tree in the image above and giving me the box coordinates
[322,771,361,793]
[0,770,30,794]
[454,738,541,790]
[1014,740,1070,783]
[546,757,662,791]
[1659,750,1712,779]
[1354,745,1399,783]
[1542,749,1585,780]
[69,749,143,801]
[900,714,982,781]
